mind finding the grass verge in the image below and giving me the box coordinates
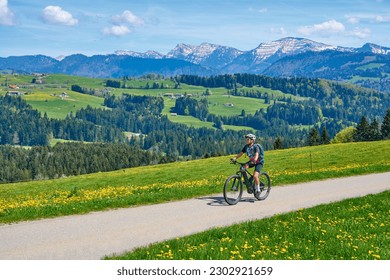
[106,190,390,260]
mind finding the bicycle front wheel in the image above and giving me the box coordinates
[223,174,243,205]
[255,172,271,200]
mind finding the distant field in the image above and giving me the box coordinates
[24,91,105,119]
[207,94,267,116]
[1,140,389,224]
[349,76,381,83]
[1,74,289,127]
[355,63,386,70]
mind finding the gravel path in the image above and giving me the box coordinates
[0,172,389,260]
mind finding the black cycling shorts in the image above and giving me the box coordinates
[247,162,263,173]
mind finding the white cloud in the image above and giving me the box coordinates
[348,27,371,39]
[346,13,390,24]
[347,17,360,24]
[102,25,131,36]
[375,15,390,22]
[298,20,345,36]
[42,6,78,26]
[112,10,144,26]
[0,0,15,26]
[102,10,143,37]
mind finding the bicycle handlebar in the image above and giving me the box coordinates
[230,159,248,165]
[230,160,250,168]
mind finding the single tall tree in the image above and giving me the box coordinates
[274,137,283,150]
[368,118,381,141]
[354,116,370,142]
[381,108,390,139]
[320,126,330,144]
[308,127,320,146]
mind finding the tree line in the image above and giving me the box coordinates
[0,95,125,146]
[354,109,390,141]
[307,109,390,146]
[0,142,158,183]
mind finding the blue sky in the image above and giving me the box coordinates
[1,0,389,58]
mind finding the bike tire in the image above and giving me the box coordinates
[255,172,271,200]
[223,174,243,205]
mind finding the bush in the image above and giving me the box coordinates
[331,126,356,143]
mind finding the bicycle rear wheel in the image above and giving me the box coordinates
[255,172,271,200]
[223,174,243,205]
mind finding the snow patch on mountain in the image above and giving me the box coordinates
[358,43,390,55]
[114,50,164,59]
[253,37,338,61]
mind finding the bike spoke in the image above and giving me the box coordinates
[255,172,271,200]
[223,175,243,205]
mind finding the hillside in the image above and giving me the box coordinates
[1,140,389,224]
[1,73,390,183]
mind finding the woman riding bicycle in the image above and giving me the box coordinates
[231,133,264,194]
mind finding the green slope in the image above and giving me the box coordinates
[1,140,389,224]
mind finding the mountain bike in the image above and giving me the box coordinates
[223,161,271,205]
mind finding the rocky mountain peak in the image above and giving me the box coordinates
[358,43,390,55]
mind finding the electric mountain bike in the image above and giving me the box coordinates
[223,161,271,205]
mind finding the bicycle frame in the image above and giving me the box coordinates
[236,163,253,190]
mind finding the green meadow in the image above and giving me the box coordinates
[1,74,286,127]
[24,91,104,119]
[1,140,389,224]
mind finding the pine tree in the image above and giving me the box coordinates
[274,137,283,150]
[354,116,370,142]
[308,127,320,146]
[368,118,381,141]
[320,127,330,144]
[214,117,224,130]
[381,108,390,139]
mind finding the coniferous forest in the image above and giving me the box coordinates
[1,73,390,183]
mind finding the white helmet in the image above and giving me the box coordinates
[245,133,256,141]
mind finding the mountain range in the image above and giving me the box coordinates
[1,37,389,91]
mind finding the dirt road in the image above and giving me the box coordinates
[0,172,389,260]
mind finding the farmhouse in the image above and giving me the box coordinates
[163,93,186,99]
[163,93,174,98]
